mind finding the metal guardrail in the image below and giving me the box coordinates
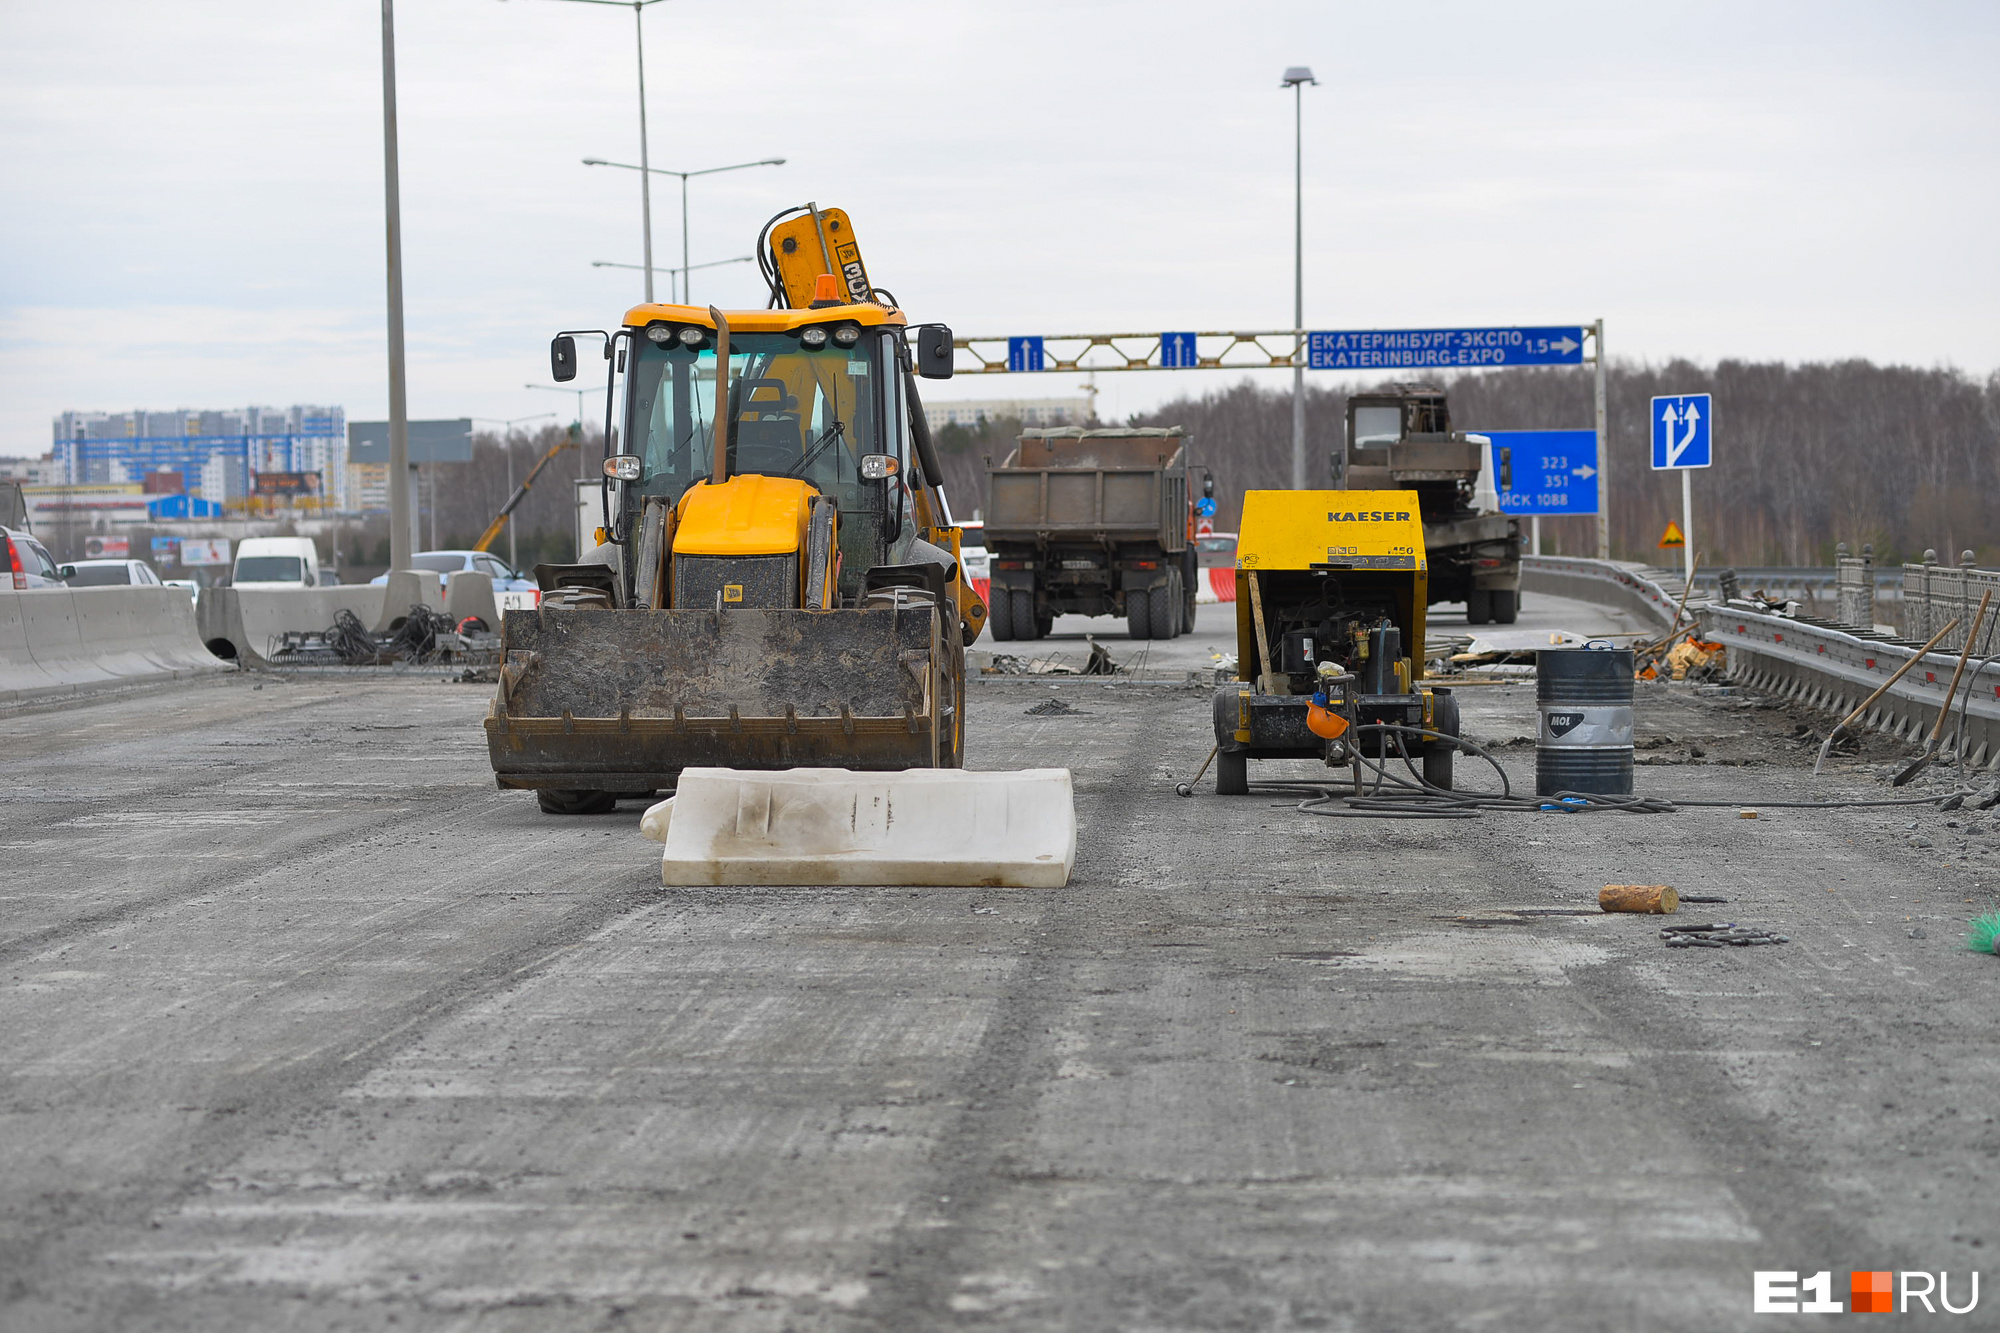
[1520,556,1682,632]
[1521,555,1998,768]
[1699,602,2000,767]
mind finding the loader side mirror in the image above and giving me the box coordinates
[551,335,578,383]
[1498,446,1513,490]
[916,325,955,380]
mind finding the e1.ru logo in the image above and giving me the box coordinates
[1755,1270,1980,1313]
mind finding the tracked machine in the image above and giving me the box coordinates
[487,206,987,814]
[1210,490,1460,794]
[1340,383,1521,624]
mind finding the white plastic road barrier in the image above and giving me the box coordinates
[641,767,1077,888]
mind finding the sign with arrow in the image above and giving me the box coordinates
[1478,428,1599,516]
[1308,326,1586,370]
[1006,336,1045,372]
[1650,393,1713,469]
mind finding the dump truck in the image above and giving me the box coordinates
[984,427,1198,641]
[1340,383,1521,624]
[1210,490,1460,793]
[486,204,986,814]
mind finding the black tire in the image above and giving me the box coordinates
[537,788,618,815]
[1423,689,1461,791]
[1491,589,1519,624]
[1035,614,1054,639]
[1216,749,1248,795]
[1014,589,1043,641]
[1149,579,1177,640]
[1126,584,1152,639]
[1181,556,1198,634]
[1466,588,1493,625]
[988,585,1015,641]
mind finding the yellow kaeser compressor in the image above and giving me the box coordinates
[1209,490,1460,794]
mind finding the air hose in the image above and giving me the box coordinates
[1205,723,1968,821]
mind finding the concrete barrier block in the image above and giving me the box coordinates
[445,571,501,629]
[235,587,386,664]
[375,571,445,632]
[0,590,60,700]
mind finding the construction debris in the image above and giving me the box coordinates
[1600,884,1679,914]
[1661,922,1789,947]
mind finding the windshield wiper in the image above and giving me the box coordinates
[785,419,846,478]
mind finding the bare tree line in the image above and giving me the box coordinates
[424,359,1999,573]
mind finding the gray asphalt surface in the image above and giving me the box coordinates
[4,594,1995,1331]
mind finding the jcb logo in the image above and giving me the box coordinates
[1754,1270,1980,1314]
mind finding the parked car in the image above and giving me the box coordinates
[61,558,165,587]
[2,525,62,589]
[369,550,536,595]
[231,536,325,589]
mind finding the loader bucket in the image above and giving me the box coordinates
[639,767,1076,887]
[485,604,959,791]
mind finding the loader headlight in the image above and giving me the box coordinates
[799,326,829,349]
[645,325,672,343]
[831,324,861,347]
[677,326,706,348]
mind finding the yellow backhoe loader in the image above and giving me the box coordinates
[486,205,989,815]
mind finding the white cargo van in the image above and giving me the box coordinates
[231,537,323,589]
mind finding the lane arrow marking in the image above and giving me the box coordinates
[1671,399,1702,464]
[1659,401,1679,465]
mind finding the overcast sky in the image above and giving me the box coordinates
[2,0,1995,456]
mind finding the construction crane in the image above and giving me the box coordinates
[471,429,578,555]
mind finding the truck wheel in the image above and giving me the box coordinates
[1466,588,1493,625]
[1126,586,1153,639]
[1035,613,1054,638]
[1216,749,1248,795]
[1014,590,1043,641]
[1149,579,1178,639]
[988,586,1015,640]
[537,789,618,815]
[1491,589,1519,624]
[1181,559,1198,633]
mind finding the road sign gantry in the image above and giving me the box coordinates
[948,321,1612,562]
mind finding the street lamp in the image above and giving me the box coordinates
[583,157,784,302]
[1281,65,1317,491]
[514,0,671,301]
[471,413,557,569]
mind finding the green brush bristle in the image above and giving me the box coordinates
[1969,911,2000,955]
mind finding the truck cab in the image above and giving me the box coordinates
[1339,383,1521,625]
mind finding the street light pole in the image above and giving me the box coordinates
[1282,66,1317,491]
[381,0,413,570]
[527,0,670,299]
[582,157,784,302]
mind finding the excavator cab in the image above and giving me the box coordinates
[488,206,989,814]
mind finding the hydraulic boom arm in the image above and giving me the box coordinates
[474,431,578,554]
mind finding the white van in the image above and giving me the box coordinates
[231,537,323,589]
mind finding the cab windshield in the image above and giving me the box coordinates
[626,331,889,509]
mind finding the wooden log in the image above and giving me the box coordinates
[1600,884,1679,914]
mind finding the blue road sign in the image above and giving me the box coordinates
[1650,393,1713,469]
[1307,326,1586,370]
[1007,336,1045,372]
[1161,332,1198,368]
[1479,429,1599,516]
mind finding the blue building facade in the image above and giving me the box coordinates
[53,405,347,509]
